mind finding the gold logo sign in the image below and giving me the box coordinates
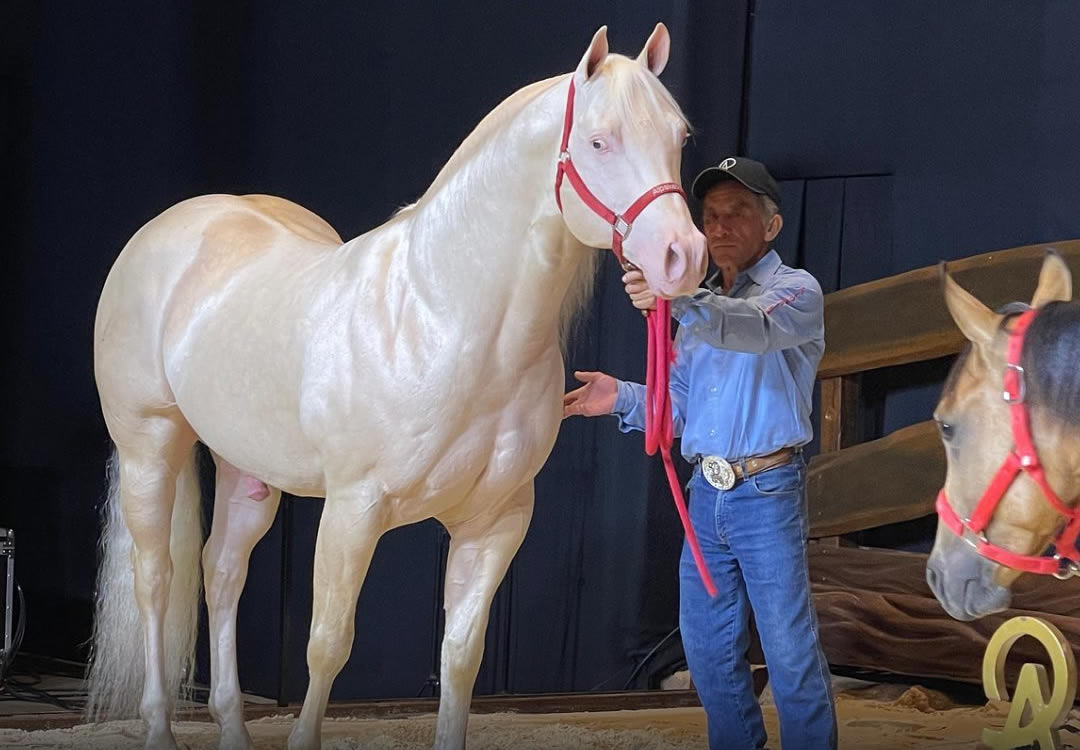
[981,615,1077,750]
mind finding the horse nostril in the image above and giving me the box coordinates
[665,242,687,281]
[926,564,940,593]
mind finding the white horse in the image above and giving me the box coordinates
[86,23,706,750]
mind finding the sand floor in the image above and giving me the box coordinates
[3,682,1079,749]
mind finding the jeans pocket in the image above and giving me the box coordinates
[750,462,803,496]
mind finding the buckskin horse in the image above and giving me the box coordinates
[927,250,1079,621]
[86,23,707,750]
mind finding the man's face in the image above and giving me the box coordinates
[701,181,776,271]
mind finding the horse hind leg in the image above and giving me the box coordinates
[435,483,534,750]
[287,484,388,750]
[100,415,199,750]
[202,457,281,750]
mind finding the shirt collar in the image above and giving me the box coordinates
[704,249,781,293]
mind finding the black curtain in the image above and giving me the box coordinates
[7,0,1079,702]
[2,0,746,700]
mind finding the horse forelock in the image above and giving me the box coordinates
[585,55,692,137]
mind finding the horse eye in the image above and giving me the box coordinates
[591,140,605,151]
[937,420,955,441]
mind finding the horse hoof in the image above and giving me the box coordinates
[218,724,255,750]
[144,727,179,750]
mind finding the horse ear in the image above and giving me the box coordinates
[636,22,671,76]
[940,263,998,348]
[1030,248,1073,308]
[576,26,609,82]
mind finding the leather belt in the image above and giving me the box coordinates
[699,447,798,491]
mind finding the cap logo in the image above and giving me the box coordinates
[719,157,737,170]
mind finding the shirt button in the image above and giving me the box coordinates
[710,386,717,393]
[709,429,716,437]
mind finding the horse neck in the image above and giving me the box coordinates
[397,76,589,361]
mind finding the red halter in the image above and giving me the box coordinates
[554,79,686,267]
[935,309,1080,578]
[554,77,718,597]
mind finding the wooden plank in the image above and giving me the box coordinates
[810,546,1080,687]
[807,420,944,538]
[818,240,1080,378]
[818,375,862,454]
[816,375,862,546]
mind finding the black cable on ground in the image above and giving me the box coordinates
[0,581,80,711]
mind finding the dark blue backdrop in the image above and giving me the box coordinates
[4,0,1078,701]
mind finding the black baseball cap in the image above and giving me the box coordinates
[690,156,781,206]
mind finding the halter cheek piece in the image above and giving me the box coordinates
[936,309,1080,579]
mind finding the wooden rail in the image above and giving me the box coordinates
[818,241,1080,378]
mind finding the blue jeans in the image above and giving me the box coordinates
[680,455,837,750]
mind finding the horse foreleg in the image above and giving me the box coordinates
[202,458,281,750]
[118,421,196,750]
[435,483,534,750]
[287,488,386,750]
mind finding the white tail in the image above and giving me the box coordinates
[85,445,205,720]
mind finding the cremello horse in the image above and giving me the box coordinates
[927,250,1080,621]
[86,23,707,750]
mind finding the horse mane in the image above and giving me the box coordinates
[1022,299,1080,426]
[388,55,690,358]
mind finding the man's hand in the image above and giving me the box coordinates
[622,269,657,313]
[562,371,618,418]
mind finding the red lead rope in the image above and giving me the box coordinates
[645,300,719,597]
[555,77,717,597]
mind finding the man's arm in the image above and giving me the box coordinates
[670,273,823,354]
[612,331,689,436]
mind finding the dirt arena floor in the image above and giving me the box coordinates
[3,679,1079,749]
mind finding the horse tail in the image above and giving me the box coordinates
[85,444,204,721]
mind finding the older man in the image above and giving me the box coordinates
[564,157,837,749]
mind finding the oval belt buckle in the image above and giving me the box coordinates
[702,456,736,491]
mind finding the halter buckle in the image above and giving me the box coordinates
[558,150,570,163]
[613,215,631,239]
[1003,363,1026,404]
[1053,556,1080,580]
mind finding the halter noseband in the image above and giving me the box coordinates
[935,308,1080,578]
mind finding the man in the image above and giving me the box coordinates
[563,157,837,749]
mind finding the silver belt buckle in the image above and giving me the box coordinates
[701,455,736,491]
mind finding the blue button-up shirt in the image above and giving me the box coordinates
[613,249,825,462]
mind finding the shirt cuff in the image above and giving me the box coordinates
[613,379,634,414]
[670,296,691,320]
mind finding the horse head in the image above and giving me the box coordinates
[555,24,708,298]
[927,250,1078,620]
